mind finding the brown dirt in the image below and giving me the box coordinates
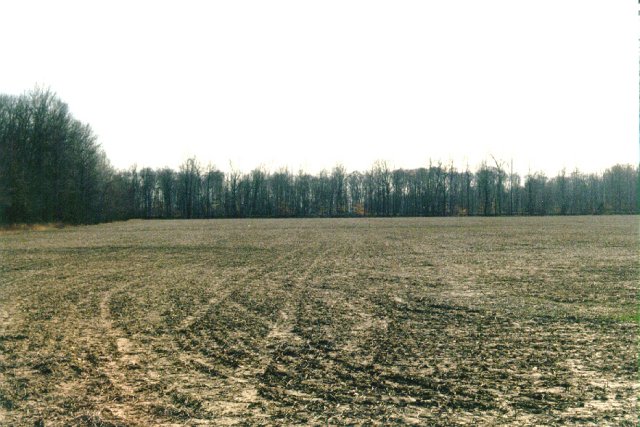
[0,216,637,425]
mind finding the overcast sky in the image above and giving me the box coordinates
[1,1,637,175]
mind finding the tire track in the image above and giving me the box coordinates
[0,306,14,425]
[176,244,296,334]
[96,285,147,424]
[194,241,332,421]
[243,243,333,412]
[130,241,319,422]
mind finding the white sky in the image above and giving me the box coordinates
[1,1,638,176]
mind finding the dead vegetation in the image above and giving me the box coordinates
[0,217,637,425]
[0,223,66,233]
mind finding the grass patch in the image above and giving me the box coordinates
[615,311,640,324]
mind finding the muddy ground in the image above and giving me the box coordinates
[0,216,637,425]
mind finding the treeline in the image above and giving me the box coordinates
[0,89,638,224]
[0,89,112,224]
[110,159,638,220]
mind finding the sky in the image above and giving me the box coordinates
[1,1,638,176]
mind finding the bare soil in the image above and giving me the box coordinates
[0,217,637,425]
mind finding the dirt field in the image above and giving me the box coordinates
[0,217,637,425]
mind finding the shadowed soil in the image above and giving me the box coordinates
[0,216,637,425]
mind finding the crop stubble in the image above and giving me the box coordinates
[0,216,637,425]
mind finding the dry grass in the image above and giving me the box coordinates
[0,217,637,425]
[0,223,66,233]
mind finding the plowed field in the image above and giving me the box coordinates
[0,217,637,425]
